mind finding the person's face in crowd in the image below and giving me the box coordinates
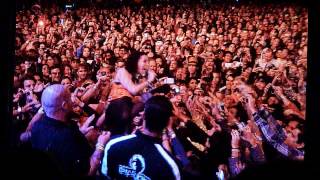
[66,40,73,49]
[149,60,157,72]
[179,85,188,97]
[71,31,77,39]
[224,95,236,109]
[64,66,72,77]
[82,47,90,58]
[24,79,35,92]
[270,29,278,38]
[276,50,282,59]
[15,65,21,75]
[47,56,55,67]
[116,61,125,68]
[191,31,197,39]
[213,39,219,46]
[34,74,41,83]
[77,67,88,80]
[177,28,183,36]
[188,79,197,90]
[51,68,61,82]
[267,96,280,107]
[81,31,87,39]
[227,107,238,122]
[240,30,249,40]
[49,27,55,34]
[61,78,72,87]
[133,31,142,40]
[255,79,266,90]
[224,53,232,63]
[132,40,140,51]
[288,65,298,77]
[51,15,57,24]
[242,67,252,79]
[169,60,178,71]
[285,127,302,149]
[137,55,148,74]
[263,50,273,61]
[287,42,295,51]
[38,48,44,56]
[186,30,192,38]
[39,35,45,43]
[226,76,234,90]
[119,48,125,58]
[271,38,280,49]
[61,55,68,63]
[39,43,46,49]
[188,63,197,74]
[175,68,184,80]
[153,57,162,68]
[212,72,221,84]
[114,47,120,57]
[42,65,49,76]
[286,120,299,134]
[66,49,73,58]
[228,44,236,53]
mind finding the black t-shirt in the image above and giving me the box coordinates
[101,131,181,180]
[31,116,93,177]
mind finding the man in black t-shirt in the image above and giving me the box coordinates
[101,96,181,180]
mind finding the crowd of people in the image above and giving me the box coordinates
[13,1,307,179]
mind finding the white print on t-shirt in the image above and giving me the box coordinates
[118,154,151,180]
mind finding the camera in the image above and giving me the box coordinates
[171,86,180,94]
[101,71,106,76]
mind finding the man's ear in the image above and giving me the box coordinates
[61,101,68,111]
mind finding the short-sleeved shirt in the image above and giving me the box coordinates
[101,131,181,180]
[31,116,92,177]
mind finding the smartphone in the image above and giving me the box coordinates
[59,19,64,25]
[164,78,174,84]
[216,169,224,180]
[143,33,149,38]
[87,60,94,64]
[219,86,227,92]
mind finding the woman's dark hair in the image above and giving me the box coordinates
[125,51,145,75]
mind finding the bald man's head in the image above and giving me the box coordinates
[41,84,72,117]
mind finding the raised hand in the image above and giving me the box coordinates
[96,131,111,146]
[241,125,258,147]
[231,129,240,148]
[79,114,95,135]
[147,69,156,83]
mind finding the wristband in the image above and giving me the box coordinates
[17,106,22,113]
[95,143,105,151]
[167,130,176,139]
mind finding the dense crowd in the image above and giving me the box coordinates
[13,2,307,179]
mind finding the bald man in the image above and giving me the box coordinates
[30,84,110,177]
